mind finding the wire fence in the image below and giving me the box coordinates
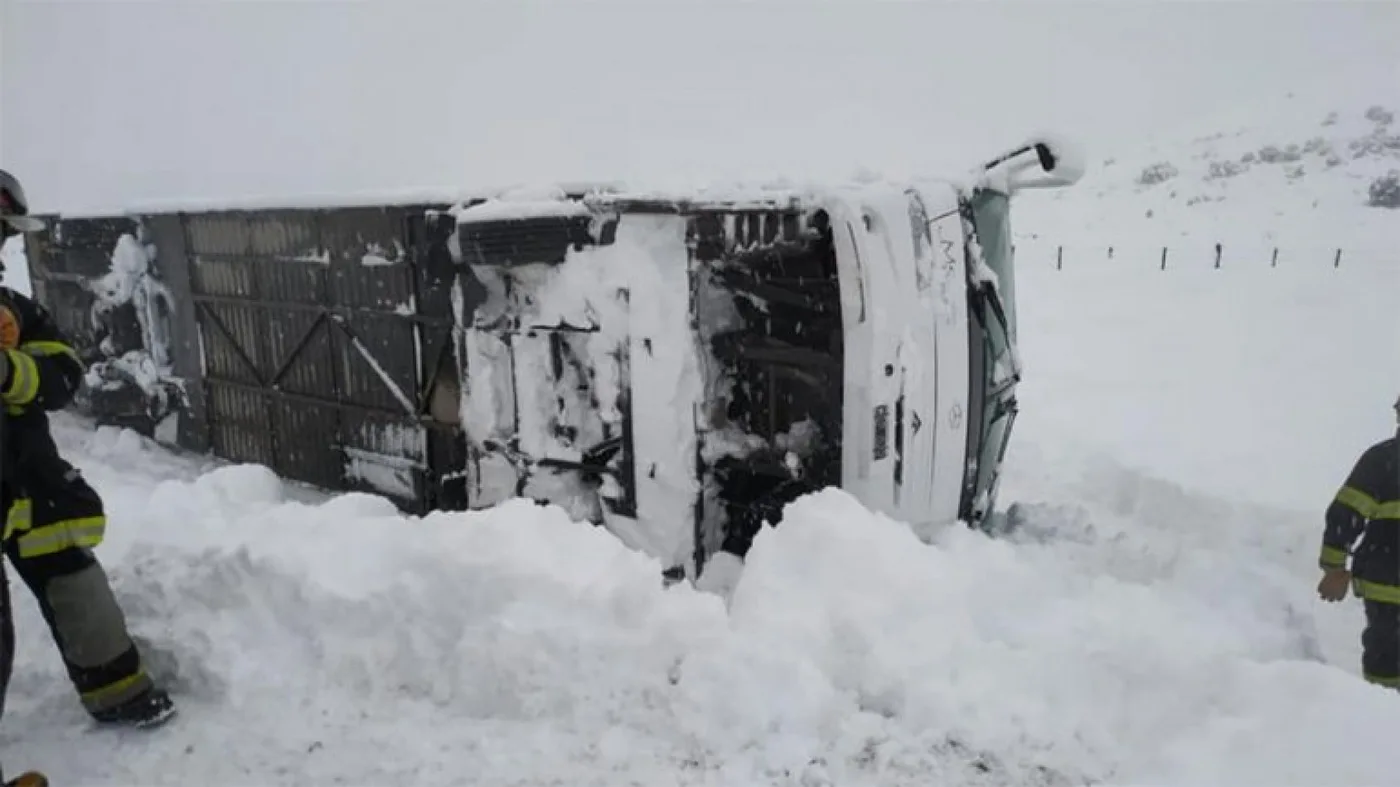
[1013,241,1398,271]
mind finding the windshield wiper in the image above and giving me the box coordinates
[972,279,1021,400]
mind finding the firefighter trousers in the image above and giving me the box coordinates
[2,542,151,718]
[0,558,12,719]
[1361,599,1400,688]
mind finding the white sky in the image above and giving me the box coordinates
[2,0,1396,213]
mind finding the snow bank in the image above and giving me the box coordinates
[14,422,731,785]
[725,483,1400,785]
[2,411,1397,785]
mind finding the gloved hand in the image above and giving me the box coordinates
[1318,568,1352,602]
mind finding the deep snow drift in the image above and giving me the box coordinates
[0,236,1394,785]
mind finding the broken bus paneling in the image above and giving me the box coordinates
[23,203,473,515]
[448,201,844,576]
[449,210,638,523]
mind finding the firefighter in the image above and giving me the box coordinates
[1317,393,1400,688]
[0,169,174,728]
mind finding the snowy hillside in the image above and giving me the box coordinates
[1014,85,1400,257]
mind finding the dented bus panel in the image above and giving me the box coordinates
[441,138,1084,578]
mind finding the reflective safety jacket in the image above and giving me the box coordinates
[0,287,105,558]
[1319,434,1400,601]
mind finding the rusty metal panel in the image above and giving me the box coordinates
[184,213,250,257]
[330,260,414,312]
[146,212,209,454]
[19,204,477,517]
[51,249,119,279]
[246,209,324,261]
[409,210,459,321]
[30,279,92,352]
[36,216,143,279]
[198,302,267,385]
[191,257,257,299]
[19,229,55,310]
[207,382,274,466]
[343,413,426,462]
[271,398,342,489]
[416,324,457,412]
[254,258,327,306]
[335,313,417,414]
[268,311,336,398]
[19,222,52,274]
[340,410,427,506]
[425,423,469,511]
[49,216,137,251]
[22,202,476,518]
[321,207,405,266]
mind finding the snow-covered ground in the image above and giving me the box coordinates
[0,200,1395,784]
[1013,78,1400,252]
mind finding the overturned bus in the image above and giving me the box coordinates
[18,137,1082,581]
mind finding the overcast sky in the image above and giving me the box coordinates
[2,0,1396,213]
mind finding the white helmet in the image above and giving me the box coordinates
[0,169,46,237]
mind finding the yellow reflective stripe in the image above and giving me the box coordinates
[1376,500,1400,521]
[1319,544,1349,568]
[80,668,148,705]
[3,498,32,542]
[19,340,81,364]
[1364,672,1400,688]
[1336,486,1380,518]
[1353,578,1400,605]
[2,349,39,406]
[13,516,106,558]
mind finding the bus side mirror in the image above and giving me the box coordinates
[979,135,1086,193]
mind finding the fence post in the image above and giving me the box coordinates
[1033,244,1351,270]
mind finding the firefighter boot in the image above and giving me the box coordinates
[93,684,176,728]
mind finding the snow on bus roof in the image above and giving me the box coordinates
[42,170,990,223]
[48,182,626,220]
[448,185,597,224]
